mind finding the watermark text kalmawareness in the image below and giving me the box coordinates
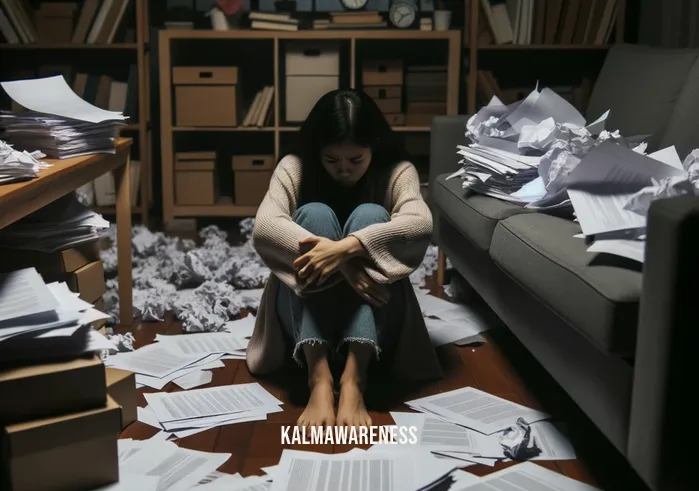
[281,425,418,445]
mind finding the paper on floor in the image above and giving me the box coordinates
[457,461,601,491]
[92,474,159,491]
[155,331,248,355]
[174,370,213,390]
[105,343,209,378]
[144,383,283,423]
[406,387,550,435]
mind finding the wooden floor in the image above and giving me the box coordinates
[115,278,649,490]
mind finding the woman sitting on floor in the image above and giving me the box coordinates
[246,89,442,429]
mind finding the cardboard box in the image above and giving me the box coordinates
[92,298,107,330]
[364,85,402,100]
[174,67,238,127]
[0,356,106,426]
[1,397,121,491]
[105,368,136,429]
[175,152,218,205]
[285,41,340,122]
[42,260,106,303]
[0,242,100,274]
[232,155,275,206]
[362,60,403,86]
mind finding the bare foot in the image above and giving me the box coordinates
[297,380,336,428]
[336,380,372,427]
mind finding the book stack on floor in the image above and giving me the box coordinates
[405,65,448,127]
[248,11,299,31]
[240,86,274,128]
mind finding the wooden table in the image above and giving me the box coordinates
[0,138,134,325]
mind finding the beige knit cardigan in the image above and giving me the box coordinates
[246,155,444,381]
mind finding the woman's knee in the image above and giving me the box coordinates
[293,203,341,239]
[345,203,390,232]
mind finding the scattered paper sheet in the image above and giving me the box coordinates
[144,383,283,423]
[407,387,550,435]
[105,344,209,378]
[156,332,248,355]
[174,370,213,390]
[458,462,601,490]
[92,474,160,491]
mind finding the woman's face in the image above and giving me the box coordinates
[320,141,372,187]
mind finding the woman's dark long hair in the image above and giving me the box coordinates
[293,89,410,209]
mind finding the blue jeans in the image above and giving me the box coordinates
[277,202,404,365]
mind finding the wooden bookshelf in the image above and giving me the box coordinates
[465,0,628,113]
[0,0,152,225]
[158,29,461,226]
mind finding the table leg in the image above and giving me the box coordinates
[114,152,133,326]
[437,249,447,288]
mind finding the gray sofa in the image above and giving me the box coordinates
[429,44,699,491]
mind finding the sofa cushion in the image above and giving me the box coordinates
[432,173,530,251]
[490,213,642,355]
[586,44,699,151]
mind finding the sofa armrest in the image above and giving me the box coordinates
[628,195,699,491]
[429,115,470,191]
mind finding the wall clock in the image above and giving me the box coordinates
[389,0,418,28]
[340,0,369,10]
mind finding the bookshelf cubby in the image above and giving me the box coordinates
[158,29,461,226]
[0,0,153,225]
[465,0,628,113]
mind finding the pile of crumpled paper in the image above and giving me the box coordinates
[99,219,440,332]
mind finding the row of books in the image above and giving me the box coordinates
[480,0,618,45]
[240,86,274,128]
[248,10,394,31]
[0,0,133,45]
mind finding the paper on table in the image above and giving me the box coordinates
[0,75,127,123]
[457,462,601,491]
[587,238,645,263]
[144,383,283,423]
[106,344,209,378]
[156,332,247,355]
[92,474,160,491]
[121,446,231,491]
[174,370,213,390]
[406,387,550,435]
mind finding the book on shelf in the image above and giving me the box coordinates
[0,0,133,45]
[478,0,619,46]
[314,11,387,29]
[240,86,274,128]
[249,11,299,31]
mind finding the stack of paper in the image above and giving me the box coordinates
[0,266,113,362]
[456,461,602,491]
[567,141,697,263]
[0,192,110,253]
[0,75,127,159]
[0,139,48,184]
[105,315,255,392]
[385,387,576,468]
[131,382,282,440]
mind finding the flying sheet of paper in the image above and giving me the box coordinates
[92,474,160,491]
[105,344,209,378]
[0,75,127,123]
[406,387,550,435]
[458,462,601,491]
[174,370,213,390]
[587,239,645,263]
[156,332,247,355]
[143,383,283,423]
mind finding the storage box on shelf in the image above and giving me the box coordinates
[362,60,404,125]
[174,152,218,205]
[232,155,275,206]
[173,67,239,127]
[405,65,448,127]
[285,41,340,123]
